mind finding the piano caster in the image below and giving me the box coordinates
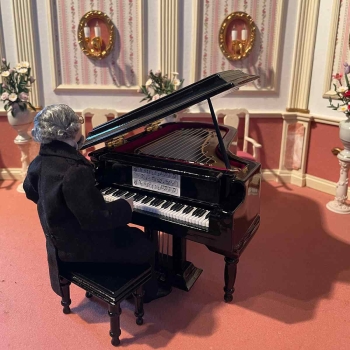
[223,256,239,303]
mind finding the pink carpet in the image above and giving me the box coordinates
[1,180,350,349]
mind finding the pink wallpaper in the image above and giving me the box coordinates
[53,0,141,87]
[199,0,281,90]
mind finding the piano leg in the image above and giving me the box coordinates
[224,256,239,302]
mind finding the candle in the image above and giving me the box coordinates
[231,26,237,41]
[241,26,247,40]
[84,23,90,38]
[94,21,101,37]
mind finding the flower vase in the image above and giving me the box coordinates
[326,118,350,214]
[7,108,35,193]
[7,108,33,142]
[338,118,350,161]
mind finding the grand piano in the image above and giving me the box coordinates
[81,70,261,302]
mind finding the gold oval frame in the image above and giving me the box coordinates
[218,11,256,61]
[78,11,115,60]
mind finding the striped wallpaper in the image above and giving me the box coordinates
[53,0,141,88]
[199,0,281,90]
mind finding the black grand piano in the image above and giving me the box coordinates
[81,70,261,302]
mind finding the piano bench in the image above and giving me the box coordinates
[58,262,152,347]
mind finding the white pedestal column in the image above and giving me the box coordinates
[326,155,350,214]
[11,122,32,193]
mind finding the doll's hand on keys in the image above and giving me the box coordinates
[121,197,134,211]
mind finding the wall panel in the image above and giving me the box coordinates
[48,0,144,90]
[193,0,285,91]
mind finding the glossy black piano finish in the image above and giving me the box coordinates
[90,122,261,302]
[83,70,261,302]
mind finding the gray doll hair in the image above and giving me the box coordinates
[32,104,81,143]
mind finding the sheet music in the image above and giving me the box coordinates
[132,166,181,196]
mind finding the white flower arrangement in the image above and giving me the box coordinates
[0,58,36,116]
[139,69,184,102]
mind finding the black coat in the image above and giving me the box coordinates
[24,140,133,262]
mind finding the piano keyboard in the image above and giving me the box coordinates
[101,187,210,229]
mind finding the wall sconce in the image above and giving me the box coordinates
[219,11,256,61]
[78,10,115,60]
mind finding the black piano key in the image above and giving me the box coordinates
[101,187,111,194]
[205,211,210,219]
[168,203,179,211]
[161,201,173,209]
[174,204,185,212]
[149,198,160,206]
[192,208,202,217]
[134,194,144,201]
[141,196,154,204]
[104,188,116,195]
[123,192,135,199]
[114,190,127,197]
[183,206,193,214]
[153,199,164,206]
[196,209,206,217]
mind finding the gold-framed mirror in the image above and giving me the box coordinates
[78,10,115,60]
[219,11,256,61]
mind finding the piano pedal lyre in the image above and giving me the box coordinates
[105,135,125,148]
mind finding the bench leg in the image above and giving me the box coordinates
[108,303,121,346]
[60,277,71,314]
[133,286,144,326]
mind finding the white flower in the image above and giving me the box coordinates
[152,94,160,101]
[173,78,180,86]
[18,68,28,74]
[1,71,10,77]
[337,86,347,93]
[337,105,347,112]
[154,70,161,76]
[1,92,9,101]
[20,61,30,68]
[145,79,152,87]
[9,93,18,102]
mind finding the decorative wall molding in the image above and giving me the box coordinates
[192,0,285,92]
[47,0,145,91]
[0,2,5,61]
[12,0,41,108]
[323,0,341,97]
[278,113,311,183]
[159,0,179,78]
[287,0,321,113]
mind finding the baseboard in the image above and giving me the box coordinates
[305,174,350,197]
[0,168,22,180]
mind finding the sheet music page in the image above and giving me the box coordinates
[132,166,181,196]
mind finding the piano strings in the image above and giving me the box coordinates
[136,128,221,165]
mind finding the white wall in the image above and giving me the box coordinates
[309,0,345,121]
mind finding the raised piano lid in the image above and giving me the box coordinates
[80,70,259,150]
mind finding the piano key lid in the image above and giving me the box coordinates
[80,70,259,151]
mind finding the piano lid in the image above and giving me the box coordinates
[81,70,258,150]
